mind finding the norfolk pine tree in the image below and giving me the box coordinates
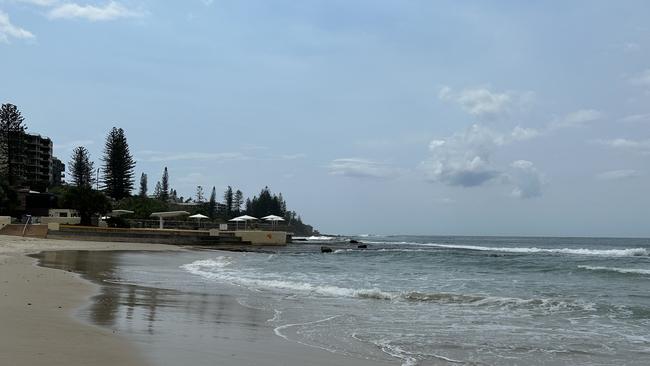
[102,127,136,200]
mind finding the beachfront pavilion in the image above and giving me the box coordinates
[150,211,190,229]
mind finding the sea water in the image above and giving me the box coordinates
[95,236,650,365]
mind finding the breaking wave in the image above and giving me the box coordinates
[180,257,594,312]
[412,243,649,257]
[578,266,650,275]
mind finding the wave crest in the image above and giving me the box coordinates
[578,265,650,275]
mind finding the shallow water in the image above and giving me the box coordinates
[37,236,650,365]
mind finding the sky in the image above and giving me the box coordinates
[1,0,649,237]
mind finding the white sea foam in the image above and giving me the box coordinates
[413,243,649,257]
[180,257,394,300]
[578,265,650,275]
[180,258,594,313]
[306,235,336,241]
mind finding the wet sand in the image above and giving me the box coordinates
[0,236,179,366]
[1,236,396,366]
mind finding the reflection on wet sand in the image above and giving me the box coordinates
[33,250,392,366]
[34,251,267,342]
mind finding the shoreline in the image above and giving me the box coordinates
[0,236,181,366]
[1,236,397,366]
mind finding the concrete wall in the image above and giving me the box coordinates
[41,217,81,225]
[0,216,11,230]
[233,231,287,245]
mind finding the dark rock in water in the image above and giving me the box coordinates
[321,246,333,253]
[349,239,360,244]
[357,244,368,249]
[488,253,504,257]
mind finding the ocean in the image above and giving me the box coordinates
[38,236,650,365]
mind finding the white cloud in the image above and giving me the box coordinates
[328,158,398,179]
[507,160,543,199]
[14,0,58,6]
[629,69,650,86]
[439,86,534,119]
[552,109,604,129]
[596,169,641,181]
[55,139,95,151]
[619,113,650,123]
[48,1,142,21]
[594,138,650,152]
[422,124,545,198]
[623,42,641,53]
[137,151,248,162]
[0,10,35,42]
[422,124,502,187]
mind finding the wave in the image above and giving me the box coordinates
[181,257,395,300]
[578,265,650,275]
[412,243,649,257]
[306,236,336,241]
[180,257,594,312]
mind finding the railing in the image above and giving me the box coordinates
[22,215,32,236]
[124,219,289,231]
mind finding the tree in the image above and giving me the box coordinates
[160,167,169,202]
[101,127,136,200]
[138,173,148,197]
[0,175,18,215]
[68,146,95,188]
[153,181,162,199]
[195,185,205,203]
[0,103,27,186]
[61,186,112,226]
[208,186,217,219]
[233,189,243,214]
[223,186,233,218]
[246,186,284,217]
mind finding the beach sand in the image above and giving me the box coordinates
[1,236,396,366]
[0,235,179,366]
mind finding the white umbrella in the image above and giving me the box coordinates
[262,215,285,230]
[230,215,258,230]
[228,217,245,230]
[189,214,209,229]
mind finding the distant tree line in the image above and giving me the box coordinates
[0,104,315,235]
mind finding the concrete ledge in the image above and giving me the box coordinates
[231,231,287,245]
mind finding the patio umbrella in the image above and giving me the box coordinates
[230,215,258,230]
[189,213,209,228]
[262,215,285,230]
[228,217,245,230]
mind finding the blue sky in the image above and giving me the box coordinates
[1,0,649,236]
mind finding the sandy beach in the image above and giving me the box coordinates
[0,236,397,366]
[0,236,179,366]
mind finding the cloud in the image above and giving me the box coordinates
[14,0,58,6]
[328,158,398,179]
[439,86,533,119]
[137,151,248,162]
[623,42,641,53]
[48,1,142,21]
[422,124,545,198]
[551,109,604,129]
[0,10,35,42]
[507,160,543,198]
[594,138,650,153]
[422,124,504,187]
[596,169,642,181]
[618,113,650,123]
[55,139,95,151]
[629,69,650,86]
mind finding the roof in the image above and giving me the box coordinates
[150,211,190,218]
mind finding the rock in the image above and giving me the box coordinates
[357,244,368,249]
[321,246,333,253]
[349,239,360,244]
